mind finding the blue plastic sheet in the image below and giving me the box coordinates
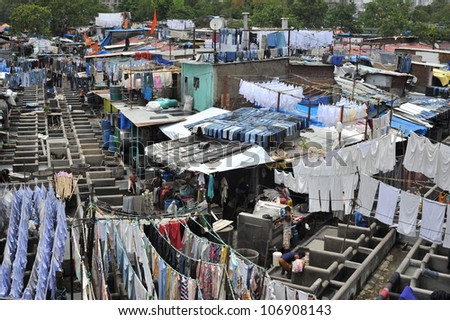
[390,115,428,137]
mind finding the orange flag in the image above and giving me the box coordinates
[150,10,157,36]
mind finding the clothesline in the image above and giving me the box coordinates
[187,214,269,274]
[140,222,201,292]
[295,191,450,240]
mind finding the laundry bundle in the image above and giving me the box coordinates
[54,171,74,199]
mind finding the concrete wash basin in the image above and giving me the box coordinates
[386,239,450,300]
[267,222,396,299]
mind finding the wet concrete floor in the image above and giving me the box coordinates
[356,241,408,300]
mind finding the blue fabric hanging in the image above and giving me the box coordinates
[207,175,215,199]
[34,188,57,300]
[0,187,24,297]
[23,187,56,299]
[47,200,68,300]
[9,187,33,298]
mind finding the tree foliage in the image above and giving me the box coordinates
[10,4,52,37]
[33,0,109,36]
[0,0,449,40]
[291,0,328,29]
[249,1,291,28]
[359,0,413,36]
[325,3,362,33]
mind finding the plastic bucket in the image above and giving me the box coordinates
[101,119,111,131]
[217,225,234,246]
[103,129,111,147]
[110,85,122,101]
[236,248,259,265]
[108,134,118,152]
[272,251,282,267]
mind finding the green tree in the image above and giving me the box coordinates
[359,0,412,36]
[34,0,109,35]
[249,1,291,28]
[168,3,196,19]
[411,21,444,47]
[10,4,52,36]
[430,1,450,28]
[325,2,361,33]
[291,0,328,29]
[411,5,431,23]
[117,0,156,22]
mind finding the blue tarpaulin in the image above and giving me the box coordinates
[390,115,428,136]
[154,56,174,66]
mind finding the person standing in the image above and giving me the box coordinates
[128,170,138,195]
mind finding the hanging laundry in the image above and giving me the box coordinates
[442,204,450,249]
[374,182,400,225]
[197,173,205,186]
[435,143,450,192]
[220,177,228,206]
[0,187,24,296]
[371,111,391,138]
[357,174,380,217]
[318,176,330,212]
[403,132,438,179]
[207,175,214,199]
[9,187,33,299]
[317,98,367,127]
[330,175,344,211]
[420,199,446,244]
[307,176,321,213]
[397,191,421,237]
[342,173,358,215]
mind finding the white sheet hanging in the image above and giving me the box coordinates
[371,111,391,139]
[443,204,450,249]
[357,174,379,217]
[402,131,439,179]
[342,173,357,215]
[397,191,421,237]
[435,143,450,192]
[317,98,367,127]
[374,182,400,225]
[319,176,330,212]
[330,175,344,211]
[420,199,446,244]
[307,176,321,213]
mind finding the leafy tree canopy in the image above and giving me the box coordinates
[0,0,448,40]
[10,4,52,37]
[360,0,413,36]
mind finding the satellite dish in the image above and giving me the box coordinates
[210,18,223,30]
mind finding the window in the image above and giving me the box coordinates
[193,77,200,89]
